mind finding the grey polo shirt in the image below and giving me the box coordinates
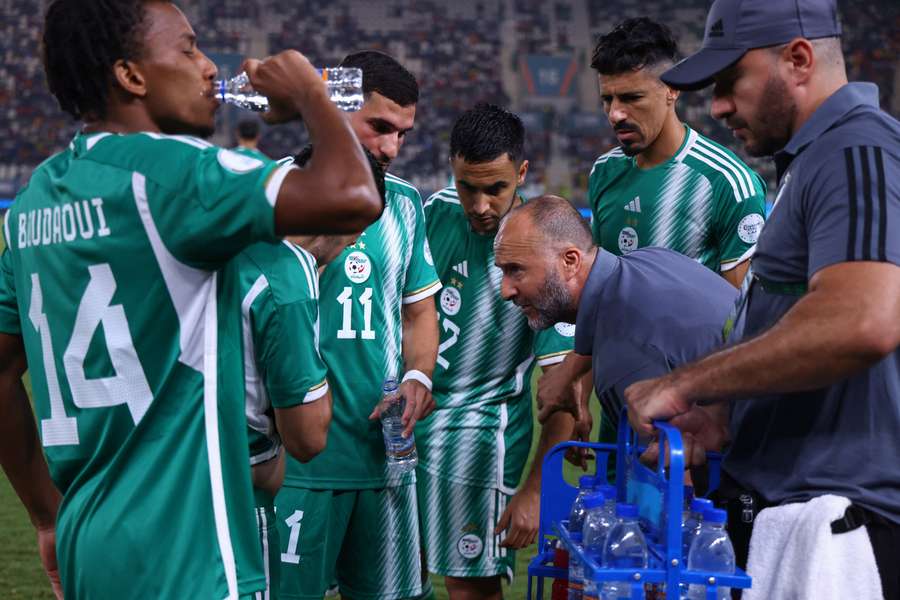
[725,82,900,523]
[575,248,737,430]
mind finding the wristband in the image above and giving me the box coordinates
[401,369,432,392]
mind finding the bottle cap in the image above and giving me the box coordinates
[382,377,399,393]
[690,498,714,513]
[583,492,605,510]
[616,503,638,518]
[704,508,727,524]
[579,475,594,490]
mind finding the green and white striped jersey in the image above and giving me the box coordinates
[0,132,295,599]
[283,173,441,490]
[233,240,328,466]
[416,187,574,491]
[588,125,767,273]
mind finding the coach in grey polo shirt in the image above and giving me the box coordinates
[627,0,900,594]
[492,194,737,438]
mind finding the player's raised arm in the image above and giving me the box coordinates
[244,52,383,235]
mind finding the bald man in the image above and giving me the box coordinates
[493,195,737,453]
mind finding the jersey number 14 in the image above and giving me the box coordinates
[30,264,153,447]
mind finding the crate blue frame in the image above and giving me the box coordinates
[526,417,751,599]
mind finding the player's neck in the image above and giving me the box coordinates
[83,104,163,135]
[635,114,684,169]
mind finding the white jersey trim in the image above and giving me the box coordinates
[303,380,329,403]
[687,148,744,203]
[721,244,757,272]
[265,164,297,208]
[691,142,751,200]
[695,137,755,199]
[402,280,442,304]
[242,274,273,437]
[132,172,238,599]
[589,148,626,177]
[536,350,570,367]
[255,507,271,600]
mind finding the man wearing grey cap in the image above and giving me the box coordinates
[625,0,900,595]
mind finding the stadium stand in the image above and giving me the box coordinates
[1,0,896,205]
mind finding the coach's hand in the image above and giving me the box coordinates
[536,359,582,424]
[37,525,63,599]
[624,374,692,438]
[496,488,539,550]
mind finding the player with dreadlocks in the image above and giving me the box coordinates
[0,1,381,598]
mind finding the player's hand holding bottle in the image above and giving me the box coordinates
[242,50,328,124]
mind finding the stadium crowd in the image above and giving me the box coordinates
[1,0,896,203]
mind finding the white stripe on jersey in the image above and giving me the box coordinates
[378,196,408,379]
[674,127,699,163]
[141,132,213,149]
[650,162,692,249]
[86,132,112,151]
[265,164,298,207]
[691,140,751,200]
[385,173,419,198]
[688,147,745,203]
[241,274,275,449]
[425,189,461,208]
[283,241,319,299]
[695,137,756,199]
[256,507,271,600]
[589,148,626,177]
[133,172,239,599]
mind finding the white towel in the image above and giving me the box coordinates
[743,494,883,600]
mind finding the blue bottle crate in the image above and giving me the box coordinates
[526,414,751,599]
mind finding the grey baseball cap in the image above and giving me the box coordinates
[661,0,842,91]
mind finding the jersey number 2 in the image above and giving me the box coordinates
[30,265,153,447]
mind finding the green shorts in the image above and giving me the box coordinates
[416,469,516,582]
[254,487,280,600]
[275,483,423,600]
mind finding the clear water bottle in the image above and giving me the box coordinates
[582,492,613,600]
[601,504,648,600]
[569,475,596,534]
[682,498,713,561]
[568,531,584,600]
[215,67,364,112]
[686,508,735,600]
[379,378,417,474]
[596,484,617,512]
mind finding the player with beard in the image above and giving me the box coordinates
[275,51,442,600]
[538,17,768,448]
[492,195,736,473]
[418,105,584,598]
[0,1,381,599]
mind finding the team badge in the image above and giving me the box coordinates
[344,251,371,284]
[423,239,434,266]
[554,322,576,337]
[440,286,462,316]
[457,533,484,559]
[216,148,264,173]
[737,213,765,244]
[618,227,638,254]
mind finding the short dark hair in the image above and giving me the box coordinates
[590,17,678,76]
[294,144,386,203]
[449,103,525,164]
[339,50,418,107]
[42,0,155,120]
[237,119,260,140]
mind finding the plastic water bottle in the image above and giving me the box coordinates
[686,508,735,600]
[379,378,417,474]
[596,484,617,512]
[568,532,585,600]
[582,492,614,600]
[601,504,648,600]
[216,67,364,112]
[682,498,714,561]
[569,475,596,534]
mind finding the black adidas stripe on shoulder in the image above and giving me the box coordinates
[844,145,888,262]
